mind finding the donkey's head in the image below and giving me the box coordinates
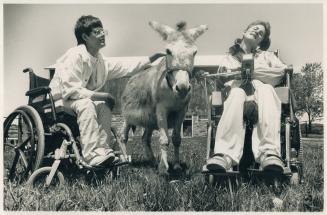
[149,21,208,98]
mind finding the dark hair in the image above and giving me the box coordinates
[229,20,271,57]
[245,20,271,51]
[74,15,103,45]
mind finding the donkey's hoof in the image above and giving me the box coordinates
[159,169,169,177]
[144,155,156,164]
[173,163,182,172]
[158,161,169,176]
[158,167,169,176]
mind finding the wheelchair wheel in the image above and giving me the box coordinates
[3,105,45,182]
[27,167,64,189]
[291,120,304,184]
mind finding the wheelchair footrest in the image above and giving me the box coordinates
[247,167,293,177]
[202,165,293,177]
[111,160,130,167]
[202,165,240,176]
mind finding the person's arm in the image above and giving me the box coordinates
[106,53,165,80]
[215,54,242,83]
[253,67,286,86]
[216,66,242,82]
[253,51,287,86]
[59,53,95,100]
[90,92,116,110]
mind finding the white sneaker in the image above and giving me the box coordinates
[88,152,115,167]
[206,154,232,172]
[260,154,284,173]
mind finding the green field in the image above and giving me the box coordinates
[3,136,323,211]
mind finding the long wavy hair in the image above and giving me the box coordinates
[229,20,271,61]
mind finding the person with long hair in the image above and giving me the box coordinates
[206,20,287,173]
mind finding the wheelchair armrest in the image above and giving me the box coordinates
[25,86,51,97]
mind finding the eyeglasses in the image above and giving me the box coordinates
[92,28,108,37]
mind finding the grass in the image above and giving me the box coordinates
[3,136,324,211]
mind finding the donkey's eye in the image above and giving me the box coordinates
[166,49,172,55]
[193,50,198,56]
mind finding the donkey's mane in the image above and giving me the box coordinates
[176,21,187,31]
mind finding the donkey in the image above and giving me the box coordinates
[121,21,208,175]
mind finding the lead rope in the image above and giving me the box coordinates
[165,55,174,90]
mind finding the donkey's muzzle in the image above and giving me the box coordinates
[176,84,191,98]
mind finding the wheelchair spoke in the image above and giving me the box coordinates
[4,107,45,183]
[18,149,29,168]
[17,136,31,149]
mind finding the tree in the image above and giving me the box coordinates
[292,63,323,132]
[188,70,218,117]
[188,76,207,116]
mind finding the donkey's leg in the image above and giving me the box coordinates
[172,110,187,172]
[142,128,155,162]
[156,108,170,175]
[119,121,131,161]
[121,121,131,144]
[172,128,182,172]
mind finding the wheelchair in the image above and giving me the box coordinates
[201,53,303,186]
[3,67,130,188]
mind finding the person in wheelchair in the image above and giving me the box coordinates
[49,15,164,168]
[206,20,287,173]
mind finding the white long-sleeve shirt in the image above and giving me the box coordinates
[49,44,150,100]
[218,50,287,87]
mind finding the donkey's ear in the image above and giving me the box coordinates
[186,24,208,41]
[149,21,175,41]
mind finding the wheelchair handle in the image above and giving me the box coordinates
[23,67,34,74]
[284,66,293,75]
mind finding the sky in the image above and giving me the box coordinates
[2,2,324,116]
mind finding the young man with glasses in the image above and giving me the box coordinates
[50,15,163,167]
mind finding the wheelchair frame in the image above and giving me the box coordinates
[201,53,303,185]
[3,67,130,188]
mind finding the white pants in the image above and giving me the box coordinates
[63,99,112,161]
[214,80,281,166]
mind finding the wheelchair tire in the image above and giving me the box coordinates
[297,124,304,183]
[3,105,45,182]
[27,166,64,189]
[297,124,304,163]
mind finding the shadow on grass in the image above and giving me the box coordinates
[130,159,158,168]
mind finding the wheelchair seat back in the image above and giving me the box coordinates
[23,68,78,135]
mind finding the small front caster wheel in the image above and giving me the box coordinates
[27,167,64,189]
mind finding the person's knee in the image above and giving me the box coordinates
[75,98,97,117]
[257,83,275,95]
[226,88,246,105]
[230,88,247,98]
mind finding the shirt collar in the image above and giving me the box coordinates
[78,44,103,63]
